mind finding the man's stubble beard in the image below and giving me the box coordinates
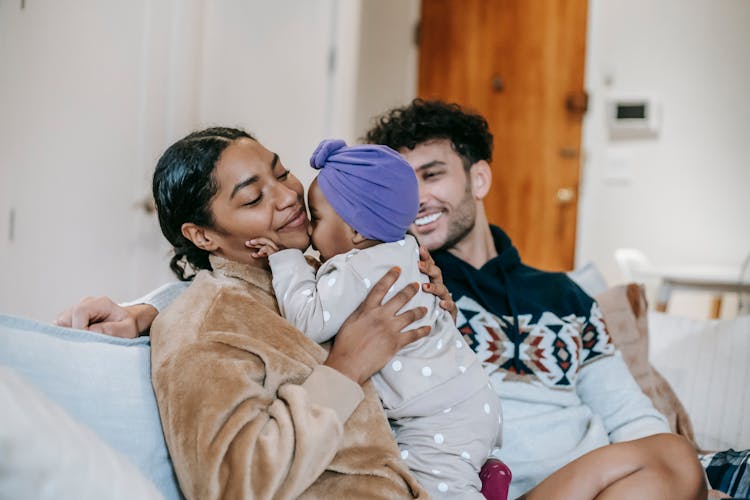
[436,179,477,252]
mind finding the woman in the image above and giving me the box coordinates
[148,127,433,499]
[63,126,707,500]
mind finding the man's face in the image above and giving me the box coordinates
[399,139,477,252]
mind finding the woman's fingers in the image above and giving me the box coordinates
[423,281,449,299]
[418,246,442,284]
[382,281,421,315]
[397,325,432,349]
[423,281,458,322]
[361,267,401,308]
[418,246,458,321]
[395,305,428,331]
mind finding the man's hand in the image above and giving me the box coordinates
[246,237,281,259]
[418,246,458,322]
[325,267,431,384]
[54,297,157,339]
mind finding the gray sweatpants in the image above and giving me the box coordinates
[393,385,502,499]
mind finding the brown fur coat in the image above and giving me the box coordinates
[150,255,426,499]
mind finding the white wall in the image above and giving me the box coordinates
[0,0,179,320]
[578,0,750,316]
[352,0,420,141]
[196,0,337,190]
[0,0,421,321]
[5,0,747,322]
[0,0,341,320]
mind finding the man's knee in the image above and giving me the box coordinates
[648,434,706,499]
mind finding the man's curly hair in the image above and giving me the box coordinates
[364,99,493,170]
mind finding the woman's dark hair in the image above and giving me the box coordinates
[364,99,493,169]
[152,127,255,281]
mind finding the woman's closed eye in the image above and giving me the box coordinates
[242,171,290,207]
[242,194,262,207]
[276,169,290,181]
[240,167,291,207]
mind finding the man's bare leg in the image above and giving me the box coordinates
[520,434,706,500]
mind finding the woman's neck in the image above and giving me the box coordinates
[211,249,272,271]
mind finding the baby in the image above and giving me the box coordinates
[251,139,502,498]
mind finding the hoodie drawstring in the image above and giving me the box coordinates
[499,267,523,373]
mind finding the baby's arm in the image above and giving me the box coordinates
[269,251,367,344]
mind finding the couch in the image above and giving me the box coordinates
[1,281,748,499]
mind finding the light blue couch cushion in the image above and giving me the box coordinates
[0,314,182,500]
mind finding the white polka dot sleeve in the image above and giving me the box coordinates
[268,249,368,344]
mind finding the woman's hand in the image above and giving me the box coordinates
[54,297,157,338]
[418,246,458,322]
[325,267,431,385]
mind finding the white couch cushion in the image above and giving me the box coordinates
[0,367,164,499]
[648,312,750,451]
[0,314,182,499]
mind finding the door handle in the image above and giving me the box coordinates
[556,187,576,205]
[565,90,589,114]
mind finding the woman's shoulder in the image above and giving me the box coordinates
[177,269,279,316]
[152,269,326,363]
[152,271,263,343]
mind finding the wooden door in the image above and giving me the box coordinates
[418,0,588,271]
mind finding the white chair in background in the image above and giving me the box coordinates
[614,248,652,283]
[613,248,668,312]
[613,248,750,318]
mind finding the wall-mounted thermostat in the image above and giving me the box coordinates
[606,96,661,139]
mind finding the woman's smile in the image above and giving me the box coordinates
[277,207,308,232]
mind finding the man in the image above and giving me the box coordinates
[363,99,747,499]
[364,99,669,497]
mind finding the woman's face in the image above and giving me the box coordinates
[202,138,310,266]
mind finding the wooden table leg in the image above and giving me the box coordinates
[709,295,723,319]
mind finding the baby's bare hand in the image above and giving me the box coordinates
[245,237,280,259]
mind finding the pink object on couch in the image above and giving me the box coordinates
[480,458,512,500]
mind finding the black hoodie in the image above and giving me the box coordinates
[432,225,613,388]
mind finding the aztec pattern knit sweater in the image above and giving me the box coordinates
[432,225,670,498]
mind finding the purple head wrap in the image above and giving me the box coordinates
[309,139,419,243]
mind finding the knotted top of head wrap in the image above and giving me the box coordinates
[309,139,419,242]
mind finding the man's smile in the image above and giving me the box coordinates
[414,211,443,227]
